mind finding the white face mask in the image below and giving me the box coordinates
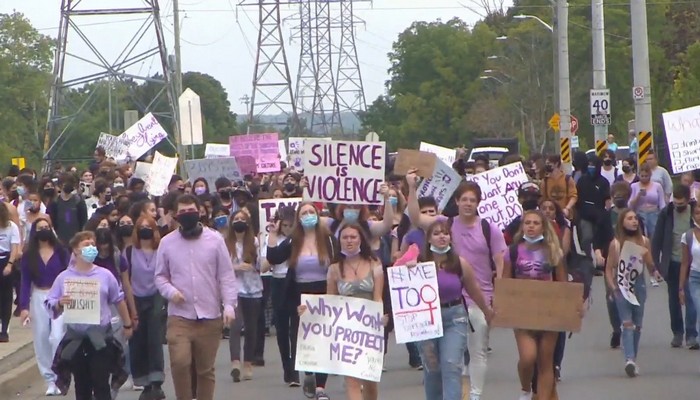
[695,221,700,229]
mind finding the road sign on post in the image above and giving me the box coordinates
[179,88,203,149]
[590,89,611,125]
[570,116,579,135]
[550,113,579,134]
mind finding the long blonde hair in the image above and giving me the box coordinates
[514,209,563,266]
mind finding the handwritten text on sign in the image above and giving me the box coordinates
[465,162,528,231]
[388,262,443,343]
[119,112,168,161]
[662,105,700,174]
[185,158,242,192]
[229,133,280,174]
[145,151,178,196]
[96,133,129,161]
[303,140,386,205]
[295,294,384,382]
[617,241,646,306]
[63,278,101,325]
[258,198,302,235]
[417,158,461,212]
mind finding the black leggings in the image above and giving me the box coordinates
[0,257,12,334]
[291,280,328,388]
[72,338,117,400]
[254,275,272,361]
[272,278,294,374]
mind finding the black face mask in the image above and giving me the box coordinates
[676,204,688,213]
[177,212,201,232]
[522,198,540,211]
[104,195,112,202]
[623,228,638,236]
[36,229,54,242]
[219,190,231,200]
[95,228,112,246]
[613,198,627,209]
[544,165,554,174]
[621,166,631,174]
[232,221,248,233]
[43,188,55,197]
[284,182,297,192]
[603,159,613,166]
[137,227,154,240]
[118,225,134,237]
[63,185,74,194]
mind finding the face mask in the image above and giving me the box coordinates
[300,214,318,229]
[232,221,248,233]
[622,166,631,174]
[118,225,134,237]
[80,245,98,263]
[16,186,25,197]
[63,185,74,194]
[388,196,398,207]
[587,166,596,175]
[104,195,112,202]
[214,215,228,229]
[544,165,554,173]
[522,199,539,211]
[623,228,638,236]
[430,244,451,254]
[219,190,231,200]
[43,188,55,197]
[284,182,297,192]
[36,229,54,242]
[603,159,613,166]
[523,234,545,244]
[137,227,154,240]
[113,182,124,188]
[341,248,361,258]
[95,228,112,245]
[613,198,627,209]
[343,209,360,223]
[676,204,688,213]
[194,187,207,195]
[176,211,200,231]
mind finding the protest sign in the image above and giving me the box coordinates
[229,133,281,174]
[144,151,178,196]
[492,279,583,332]
[419,142,456,166]
[295,294,384,382]
[204,143,231,159]
[258,197,302,234]
[662,105,700,174]
[416,159,461,212]
[393,149,436,178]
[184,158,242,192]
[119,112,168,161]
[132,162,151,180]
[288,137,331,169]
[303,140,386,205]
[63,278,101,325]
[96,133,129,161]
[617,241,646,306]
[278,140,288,164]
[465,162,528,231]
[388,262,443,343]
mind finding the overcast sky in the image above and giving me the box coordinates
[3,0,507,115]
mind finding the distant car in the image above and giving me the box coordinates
[468,147,510,169]
[585,146,629,169]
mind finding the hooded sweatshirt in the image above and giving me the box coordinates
[575,153,610,223]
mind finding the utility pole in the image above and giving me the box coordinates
[550,1,558,155]
[630,0,654,167]
[557,0,572,174]
[173,0,186,169]
[592,0,609,155]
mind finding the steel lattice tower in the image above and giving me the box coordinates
[294,0,316,124]
[44,0,177,167]
[310,0,342,135]
[334,0,366,123]
[248,0,300,134]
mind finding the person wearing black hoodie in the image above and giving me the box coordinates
[573,152,610,264]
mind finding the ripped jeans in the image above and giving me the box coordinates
[417,305,469,400]
[613,278,647,362]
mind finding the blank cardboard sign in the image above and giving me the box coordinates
[492,279,584,333]
[393,149,437,178]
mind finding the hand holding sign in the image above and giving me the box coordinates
[405,169,420,189]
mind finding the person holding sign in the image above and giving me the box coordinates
[410,219,493,400]
[502,210,571,400]
[46,231,132,399]
[323,223,385,400]
[605,209,661,378]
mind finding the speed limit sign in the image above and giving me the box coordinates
[590,89,611,125]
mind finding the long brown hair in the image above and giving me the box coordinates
[0,202,9,228]
[514,209,562,266]
[615,208,644,246]
[226,210,257,265]
[289,202,332,268]
[337,224,376,278]
[419,220,461,275]
[132,215,161,249]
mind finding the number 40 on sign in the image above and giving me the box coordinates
[590,89,611,126]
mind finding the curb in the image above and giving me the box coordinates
[0,341,40,398]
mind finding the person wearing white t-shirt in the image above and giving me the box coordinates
[679,206,700,354]
[17,191,48,242]
[0,202,20,341]
[600,150,620,187]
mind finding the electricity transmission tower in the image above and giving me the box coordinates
[334,0,367,124]
[44,0,177,168]
[310,0,342,135]
[294,0,316,130]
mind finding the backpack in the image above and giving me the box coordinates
[448,217,496,275]
[124,246,134,278]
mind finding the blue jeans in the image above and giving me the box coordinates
[418,305,469,400]
[688,270,700,333]
[614,278,647,361]
[667,261,698,339]
[637,209,659,239]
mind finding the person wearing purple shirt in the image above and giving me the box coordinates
[155,194,237,400]
[18,218,69,396]
[45,231,132,400]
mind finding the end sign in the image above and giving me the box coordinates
[590,89,611,125]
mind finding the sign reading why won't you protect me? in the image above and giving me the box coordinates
[295,294,384,382]
[388,262,443,344]
[465,162,529,231]
[303,139,386,205]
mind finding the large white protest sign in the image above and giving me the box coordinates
[288,137,331,169]
[662,105,700,174]
[465,162,529,231]
[420,142,456,166]
[417,158,461,212]
[145,151,178,196]
[184,158,242,192]
[278,140,288,164]
[617,241,646,306]
[96,133,129,161]
[119,112,168,161]
[296,294,384,382]
[303,140,386,205]
[204,143,231,159]
[63,278,100,325]
[388,262,443,343]
[258,198,302,234]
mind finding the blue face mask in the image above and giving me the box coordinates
[16,186,25,197]
[300,214,318,229]
[388,196,398,207]
[587,166,596,175]
[343,209,360,222]
[81,245,98,263]
[214,215,228,229]
[430,244,451,254]
[341,248,361,258]
[523,235,545,244]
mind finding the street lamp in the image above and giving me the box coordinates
[513,14,554,32]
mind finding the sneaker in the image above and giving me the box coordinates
[518,391,533,400]
[124,377,134,390]
[650,277,659,287]
[671,334,683,348]
[688,337,700,350]
[150,386,166,400]
[315,389,330,400]
[624,360,637,377]
[0,333,9,343]
[133,384,144,391]
[45,382,60,396]
[243,364,253,380]
[416,364,424,370]
[137,387,152,400]
[610,331,621,349]
[230,363,241,383]
[303,375,316,398]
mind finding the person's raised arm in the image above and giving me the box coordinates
[405,170,437,231]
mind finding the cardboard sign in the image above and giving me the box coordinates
[393,149,437,178]
[204,143,231,159]
[662,105,700,174]
[63,278,101,325]
[465,162,529,231]
[184,158,242,192]
[96,133,129,161]
[303,140,386,205]
[144,151,178,196]
[295,294,384,382]
[229,133,281,174]
[388,262,443,343]
[258,197,302,234]
[492,279,583,332]
[119,112,168,161]
[419,142,456,166]
[416,158,461,212]
[617,241,646,306]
